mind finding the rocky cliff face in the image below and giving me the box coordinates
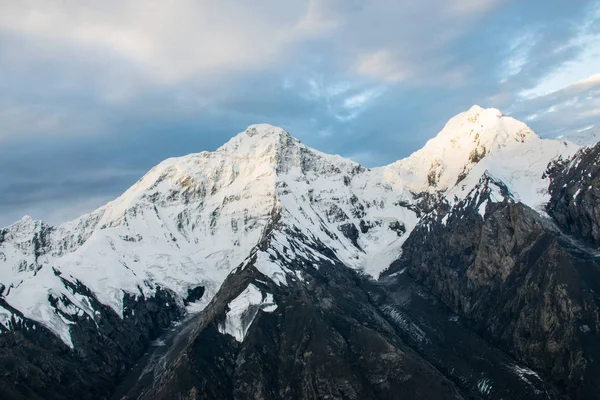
[1,107,598,399]
[547,142,600,247]
[116,223,555,400]
[0,284,182,400]
[384,171,600,399]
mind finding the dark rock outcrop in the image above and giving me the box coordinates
[0,281,184,400]
[116,225,561,400]
[184,286,205,305]
[547,142,600,246]
[117,229,470,400]
[384,175,600,399]
[5,148,600,399]
[338,222,361,249]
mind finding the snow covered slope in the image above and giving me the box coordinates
[383,105,580,210]
[0,124,417,346]
[556,126,600,147]
[0,108,586,347]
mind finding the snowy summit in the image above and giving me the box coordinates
[0,107,586,348]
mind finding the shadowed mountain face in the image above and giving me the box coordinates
[384,170,600,399]
[115,226,554,400]
[547,143,600,247]
[1,108,599,399]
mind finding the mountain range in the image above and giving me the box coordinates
[1,105,599,399]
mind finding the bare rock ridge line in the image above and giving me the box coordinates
[1,105,599,399]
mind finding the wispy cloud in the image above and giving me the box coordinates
[519,9,600,99]
[510,73,600,136]
[0,0,599,224]
[0,1,313,83]
[356,50,408,83]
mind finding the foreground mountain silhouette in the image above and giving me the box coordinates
[1,106,599,399]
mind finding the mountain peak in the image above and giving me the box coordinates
[438,105,510,139]
[385,105,550,194]
[0,108,581,360]
[4,214,41,233]
[465,104,503,118]
[217,124,299,157]
[244,123,290,138]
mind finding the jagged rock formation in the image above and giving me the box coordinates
[0,287,181,400]
[384,172,600,399]
[547,142,600,246]
[1,106,598,399]
[116,223,554,400]
[117,227,467,400]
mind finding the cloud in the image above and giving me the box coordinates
[0,0,600,225]
[330,0,504,85]
[336,87,386,121]
[509,73,600,136]
[0,195,116,228]
[356,50,408,83]
[474,0,600,138]
[519,6,600,98]
[0,0,505,88]
[343,87,386,109]
[0,161,144,227]
[447,0,504,16]
[500,29,539,82]
[0,103,105,139]
[487,1,600,107]
[0,0,311,83]
[296,0,360,32]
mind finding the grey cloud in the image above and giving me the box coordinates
[0,0,506,92]
[0,0,599,225]
[509,76,600,136]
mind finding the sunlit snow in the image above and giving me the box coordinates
[0,108,588,347]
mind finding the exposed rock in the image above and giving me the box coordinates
[0,283,183,400]
[114,225,562,400]
[118,233,465,400]
[0,113,594,399]
[388,221,406,236]
[547,142,600,246]
[338,222,361,249]
[384,180,600,399]
[185,286,206,305]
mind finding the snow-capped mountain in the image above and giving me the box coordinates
[0,107,580,348]
[0,124,417,347]
[2,106,599,400]
[384,105,579,209]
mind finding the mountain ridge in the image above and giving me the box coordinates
[3,105,578,231]
[2,105,599,399]
[0,106,583,347]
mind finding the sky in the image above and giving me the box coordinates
[1,0,599,227]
